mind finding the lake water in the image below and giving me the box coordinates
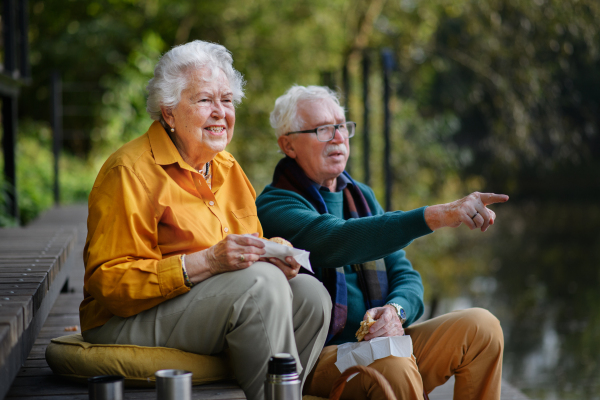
[420,201,600,399]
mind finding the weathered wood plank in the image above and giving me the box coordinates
[0,227,77,400]
[0,283,41,289]
[5,388,246,400]
[23,358,49,368]
[6,375,245,399]
[14,365,54,377]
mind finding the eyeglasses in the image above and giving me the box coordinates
[285,121,356,142]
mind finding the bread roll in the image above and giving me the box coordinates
[355,314,376,342]
[268,237,293,248]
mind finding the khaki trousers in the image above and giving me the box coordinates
[304,308,504,400]
[83,262,332,400]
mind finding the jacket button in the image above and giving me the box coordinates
[208,201,215,206]
[224,227,229,233]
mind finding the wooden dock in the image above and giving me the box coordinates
[2,204,529,399]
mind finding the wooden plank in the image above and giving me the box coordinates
[48,296,81,314]
[0,262,55,267]
[0,228,77,400]
[0,283,41,290]
[0,307,24,354]
[6,375,245,398]
[0,287,37,297]
[0,298,33,330]
[0,256,58,261]
[0,288,45,316]
[0,276,48,283]
[38,315,79,327]
[0,266,56,273]
[39,323,79,334]
[5,388,246,400]
[14,365,54,377]
[23,358,49,368]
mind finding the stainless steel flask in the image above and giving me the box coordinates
[264,353,301,400]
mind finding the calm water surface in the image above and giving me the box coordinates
[426,201,600,399]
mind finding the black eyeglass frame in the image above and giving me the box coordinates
[285,121,356,142]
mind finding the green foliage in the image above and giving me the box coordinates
[0,120,98,225]
[0,175,18,227]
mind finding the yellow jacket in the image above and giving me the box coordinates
[80,121,263,332]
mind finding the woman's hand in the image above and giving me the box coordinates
[185,233,266,284]
[362,305,404,341]
[204,233,266,275]
[424,192,509,232]
[261,256,301,280]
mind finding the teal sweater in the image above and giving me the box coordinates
[256,181,432,344]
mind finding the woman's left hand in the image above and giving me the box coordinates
[261,256,301,280]
[362,305,404,341]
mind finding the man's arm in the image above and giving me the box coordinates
[383,249,425,327]
[256,184,433,269]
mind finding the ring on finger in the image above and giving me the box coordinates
[239,254,245,262]
[471,212,479,219]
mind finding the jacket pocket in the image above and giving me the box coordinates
[232,206,260,233]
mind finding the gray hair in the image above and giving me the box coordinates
[270,85,345,138]
[146,40,245,121]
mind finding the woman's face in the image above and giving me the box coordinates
[169,67,235,163]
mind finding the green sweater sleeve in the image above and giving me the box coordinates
[382,249,425,326]
[256,183,432,270]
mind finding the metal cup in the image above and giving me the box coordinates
[88,375,124,400]
[155,369,192,400]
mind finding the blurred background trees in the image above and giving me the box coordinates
[1,0,599,397]
[7,0,599,219]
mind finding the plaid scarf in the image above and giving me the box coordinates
[271,157,388,343]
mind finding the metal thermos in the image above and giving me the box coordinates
[264,353,301,400]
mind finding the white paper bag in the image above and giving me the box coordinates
[335,336,413,381]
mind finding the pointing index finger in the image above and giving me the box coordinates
[479,193,509,206]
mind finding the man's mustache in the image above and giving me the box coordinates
[324,144,347,156]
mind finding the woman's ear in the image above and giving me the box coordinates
[278,135,297,159]
[161,106,175,129]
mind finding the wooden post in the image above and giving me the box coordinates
[381,48,394,211]
[342,63,351,173]
[2,96,19,219]
[51,71,63,205]
[3,0,16,76]
[18,0,31,80]
[362,51,371,186]
[320,71,336,90]
[2,0,19,220]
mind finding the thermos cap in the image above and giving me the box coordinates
[268,353,297,375]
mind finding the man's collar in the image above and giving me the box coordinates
[313,172,352,193]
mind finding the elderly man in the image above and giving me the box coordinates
[256,85,508,400]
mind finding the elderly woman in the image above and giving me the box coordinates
[80,41,331,400]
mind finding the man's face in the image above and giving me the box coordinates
[279,98,349,187]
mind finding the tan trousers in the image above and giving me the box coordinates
[83,262,332,400]
[304,308,504,400]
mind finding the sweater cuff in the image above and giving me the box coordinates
[157,255,188,297]
[403,206,434,238]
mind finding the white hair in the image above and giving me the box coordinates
[146,40,245,120]
[270,85,345,138]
